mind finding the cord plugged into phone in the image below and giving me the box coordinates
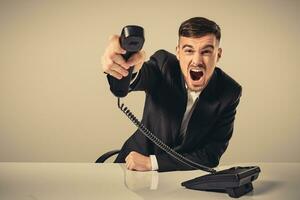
[108,25,261,198]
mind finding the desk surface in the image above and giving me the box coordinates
[0,162,299,200]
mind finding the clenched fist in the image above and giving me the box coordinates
[125,151,152,171]
[101,35,146,80]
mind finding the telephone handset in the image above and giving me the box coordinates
[108,25,144,98]
[110,25,261,198]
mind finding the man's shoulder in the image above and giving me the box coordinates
[215,68,241,88]
[214,67,242,102]
[149,49,179,71]
[152,49,176,60]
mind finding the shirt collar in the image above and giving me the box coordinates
[185,84,201,102]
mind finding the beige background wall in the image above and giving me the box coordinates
[0,0,299,164]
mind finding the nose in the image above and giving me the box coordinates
[192,53,203,67]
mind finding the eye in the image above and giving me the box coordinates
[202,50,212,55]
[184,49,195,54]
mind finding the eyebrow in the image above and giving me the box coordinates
[181,44,215,50]
[202,44,215,50]
[182,44,194,49]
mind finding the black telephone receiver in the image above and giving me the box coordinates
[108,25,144,98]
[112,26,260,198]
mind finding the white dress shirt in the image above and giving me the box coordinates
[150,88,201,170]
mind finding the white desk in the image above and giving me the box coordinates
[0,162,299,199]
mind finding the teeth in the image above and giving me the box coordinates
[191,68,201,72]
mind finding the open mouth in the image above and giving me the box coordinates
[189,68,204,81]
[187,67,206,89]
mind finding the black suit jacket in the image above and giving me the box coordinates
[109,50,242,172]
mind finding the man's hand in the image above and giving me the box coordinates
[125,151,152,171]
[101,35,146,80]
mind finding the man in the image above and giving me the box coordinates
[101,17,242,172]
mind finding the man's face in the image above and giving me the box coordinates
[176,34,222,91]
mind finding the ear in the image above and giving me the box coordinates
[217,48,222,62]
[176,45,180,60]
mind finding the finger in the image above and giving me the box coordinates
[102,56,114,73]
[106,69,123,80]
[102,54,127,74]
[126,163,131,170]
[128,162,135,170]
[125,154,132,165]
[126,51,146,66]
[108,35,126,55]
[125,158,132,167]
[125,159,132,170]
[110,63,129,77]
[111,54,130,69]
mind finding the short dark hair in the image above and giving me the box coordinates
[179,17,221,41]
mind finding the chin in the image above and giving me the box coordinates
[190,86,204,92]
[187,73,205,88]
[187,81,205,92]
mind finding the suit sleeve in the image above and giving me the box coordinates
[155,87,242,172]
[129,50,170,93]
[106,50,168,95]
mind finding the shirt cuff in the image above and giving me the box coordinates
[150,155,159,171]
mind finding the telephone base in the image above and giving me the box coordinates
[181,166,260,198]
